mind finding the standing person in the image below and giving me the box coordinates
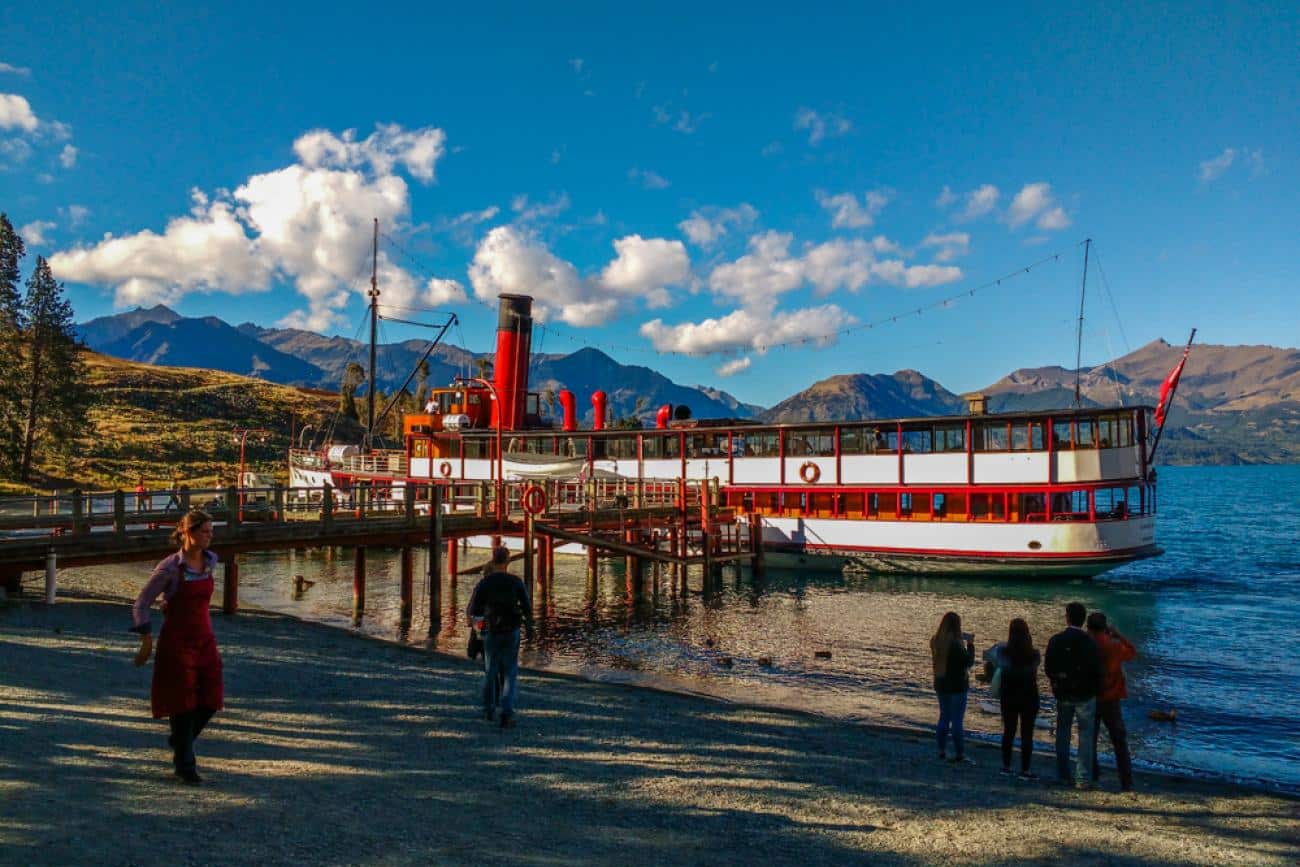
[1087,612,1137,791]
[135,477,151,512]
[1045,601,1102,788]
[996,618,1042,779]
[129,509,223,784]
[930,612,976,764]
[466,546,534,728]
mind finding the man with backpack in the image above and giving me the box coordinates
[466,547,534,728]
[1044,601,1102,788]
[1088,611,1137,791]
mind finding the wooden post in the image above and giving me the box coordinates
[750,514,765,579]
[44,548,56,604]
[227,485,240,528]
[223,555,239,616]
[447,535,458,587]
[545,534,555,593]
[404,483,416,525]
[179,486,191,513]
[524,515,535,601]
[322,483,334,530]
[113,490,126,535]
[399,546,413,626]
[428,485,442,625]
[535,532,548,597]
[274,484,285,522]
[71,489,84,536]
[586,544,597,583]
[353,546,366,621]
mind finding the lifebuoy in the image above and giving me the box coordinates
[438,461,453,479]
[522,484,548,515]
[799,461,821,484]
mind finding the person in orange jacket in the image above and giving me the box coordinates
[1087,612,1137,791]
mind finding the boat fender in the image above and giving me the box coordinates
[522,484,548,516]
[439,461,454,479]
[799,461,821,484]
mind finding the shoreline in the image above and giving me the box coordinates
[2,593,1296,866]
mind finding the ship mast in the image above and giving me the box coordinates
[366,217,379,451]
[1074,237,1091,408]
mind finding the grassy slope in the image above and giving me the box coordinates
[19,351,355,492]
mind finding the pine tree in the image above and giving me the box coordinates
[339,362,364,421]
[17,256,91,481]
[0,215,27,477]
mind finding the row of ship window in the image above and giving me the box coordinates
[420,413,1139,460]
[725,484,1152,522]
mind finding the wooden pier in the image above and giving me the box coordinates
[0,477,758,625]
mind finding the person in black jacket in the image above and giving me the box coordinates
[995,618,1041,779]
[930,611,976,763]
[1044,601,1102,787]
[466,547,534,728]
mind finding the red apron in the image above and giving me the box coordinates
[151,566,224,719]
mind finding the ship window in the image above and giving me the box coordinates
[935,425,966,453]
[941,492,967,520]
[526,394,540,415]
[933,492,947,518]
[1095,486,1132,518]
[867,492,879,517]
[560,436,587,458]
[740,431,776,457]
[780,492,806,514]
[641,435,662,459]
[810,493,834,516]
[1011,422,1044,451]
[1127,485,1145,515]
[686,432,726,458]
[411,439,429,458]
[1052,420,1073,449]
[1018,492,1047,522]
[786,429,834,457]
[842,426,896,454]
[842,492,865,517]
[523,436,553,455]
[901,428,932,454]
[971,492,1006,521]
[609,437,637,459]
[977,422,1010,452]
[1075,418,1097,448]
[1117,416,1134,447]
[1050,489,1090,520]
[463,439,490,459]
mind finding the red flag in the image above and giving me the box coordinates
[1154,350,1188,428]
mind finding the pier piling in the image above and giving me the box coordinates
[222,555,239,616]
[399,546,413,626]
[353,546,366,621]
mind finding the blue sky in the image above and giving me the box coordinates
[1,2,1296,405]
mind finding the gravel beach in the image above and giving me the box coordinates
[1,595,1296,867]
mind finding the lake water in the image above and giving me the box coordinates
[66,465,1300,793]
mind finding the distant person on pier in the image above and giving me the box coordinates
[1045,601,1102,788]
[1087,612,1137,791]
[930,611,975,763]
[129,509,223,784]
[466,546,534,728]
[996,618,1042,779]
[135,478,151,512]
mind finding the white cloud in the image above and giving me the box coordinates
[677,203,758,247]
[59,143,76,168]
[959,184,999,220]
[815,189,890,229]
[935,186,957,208]
[641,303,855,356]
[599,235,690,306]
[293,123,445,183]
[706,230,960,306]
[794,108,851,145]
[1198,147,1263,182]
[716,357,751,377]
[569,58,584,73]
[50,123,445,329]
[628,167,670,189]
[921,231,970,262]
[19,220,55,246]
[510,192,570,222]
[0,63,32,77]
[65,204,90,226]
[0,93,38,132]
[426,277,467,306]
[0,138,32,164]
[1006,182,1069,231]
[1199,148,1235,182]
[469,226,689,327]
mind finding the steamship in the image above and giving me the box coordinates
[289,293,1162,577]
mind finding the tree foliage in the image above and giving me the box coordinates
[339,362,364,421]
[0,214,26,475]
[13,256,92,480]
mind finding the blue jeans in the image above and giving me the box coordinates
[1055,697,1097,781]
[936,690,969,757]
[482,629,520,716]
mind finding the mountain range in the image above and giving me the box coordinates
[76,306,1299,464]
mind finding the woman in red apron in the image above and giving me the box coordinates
[130,509,223,784]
